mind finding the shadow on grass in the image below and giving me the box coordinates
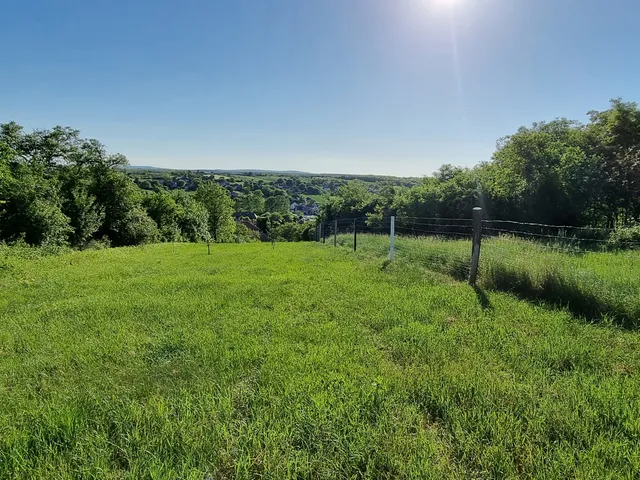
[473,286,493,311]
[485,263,639,330]
[411,251,470,282]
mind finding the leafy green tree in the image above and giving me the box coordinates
[0,164,72,246]
[481,119,590,224]
[587,99,640,224]
[59,172,105,247]
[89,169,146,246]
[318,181,375,221]
[236,190,266,214]
[114,206,159,245]
[143,191,182,241]
[138,179,153,190]
[265,194,290,215]
[337,181,372,213]
[272,222,313,242]
[172,191,210,242]
[195,182,235,242]
[26,199,74,246]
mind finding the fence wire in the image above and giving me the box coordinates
[315,214,640,327]
[313,215,640,328]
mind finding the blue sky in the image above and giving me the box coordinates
[2,0,639,176]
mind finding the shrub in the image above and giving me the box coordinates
[272,222,313,242]
[174,193,210,243]
[115,207,159,246]
[25,199,73,247]
[608,225,640,250]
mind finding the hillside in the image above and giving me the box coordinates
[1,243,640,478]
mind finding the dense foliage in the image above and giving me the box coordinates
[0,123,266,248]
[2,98,639,248]
[319,99,640,229]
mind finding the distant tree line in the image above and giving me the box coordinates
[320,99,640,231]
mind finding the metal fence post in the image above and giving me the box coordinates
[469,207,483,286]
[353,218,357,252]
[390,216,395,261]
[334,220,338,247]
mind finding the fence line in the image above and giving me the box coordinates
[315,210,640,286]
[483,219,616,231]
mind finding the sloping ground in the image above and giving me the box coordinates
[1,243,639,478]
[337,233,640,328]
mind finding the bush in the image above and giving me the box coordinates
[174,193,210,243]
[608,226,640,250]
[115,207,159,246]
[143,191,182,242]
[272,222,313,242]
[26,199,73,247]
[62,183,105,247]
[83,236,112,250]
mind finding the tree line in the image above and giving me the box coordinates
[0,122,240,248]
[2,98,639,250]
[320,99,640,232]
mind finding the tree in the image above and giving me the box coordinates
[171,191,210,242]
[0,164,72,246]
[236,190,266,214]
[265,194,290,215]
[59,171,105,247]
[143,191,182,241]
[195,182,235,242]
[336,181,372,213]
[115,206,159,245]
[481,119,591,224]
[90,169,143,245]
[587,99,640,224]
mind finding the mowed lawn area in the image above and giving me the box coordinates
[1,243,640,479]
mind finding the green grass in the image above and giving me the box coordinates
[1,242,640,478]
[339,233,640,328]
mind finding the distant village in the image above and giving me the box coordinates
[129,169,416,224]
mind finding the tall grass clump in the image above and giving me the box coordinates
[481,237,640,327]
[337,233,471,280]
[340,233,640,327]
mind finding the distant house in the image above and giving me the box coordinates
[290,202,319,216]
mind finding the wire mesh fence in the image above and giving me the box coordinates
[314,211,640,327]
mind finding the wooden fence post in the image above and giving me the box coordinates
[469,207,483,286]
[334,220,338,247]
[390,216,395,261]
[321,223,325,244]
[353,218,357,252]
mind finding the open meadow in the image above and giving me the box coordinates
[1,242,640,478]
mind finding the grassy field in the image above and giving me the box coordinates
[338,233,640,328]
[1,242,640,478]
